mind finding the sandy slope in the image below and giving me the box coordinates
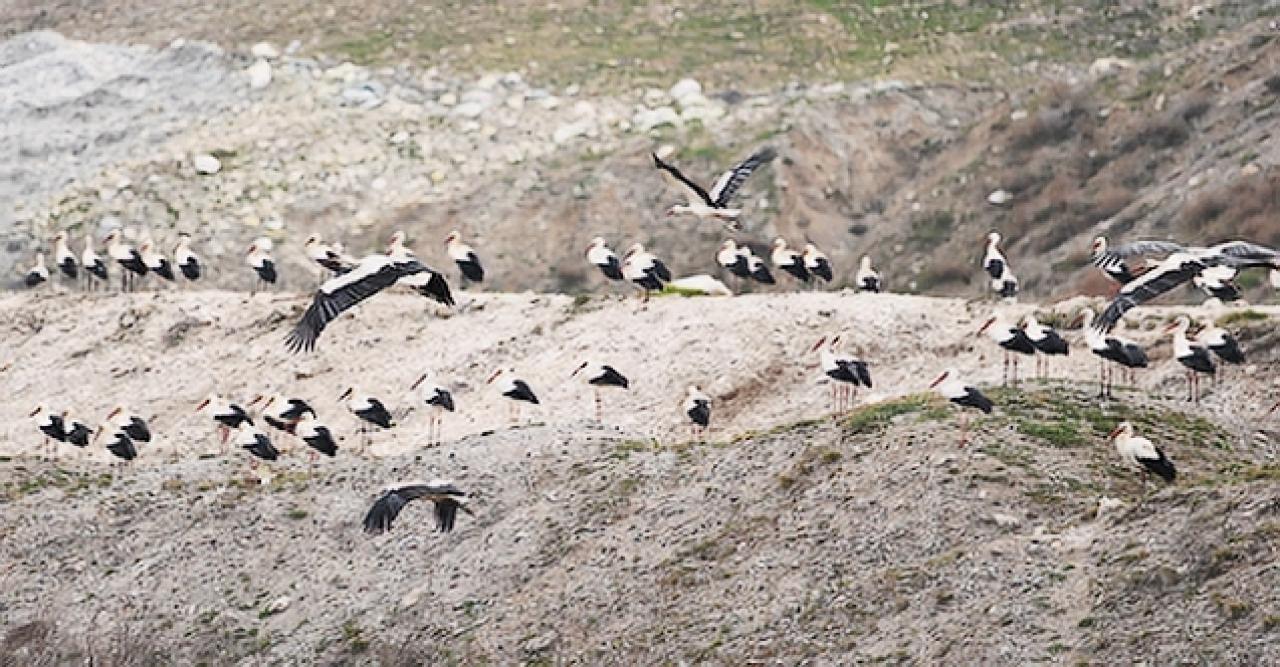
[1,289,1277,462]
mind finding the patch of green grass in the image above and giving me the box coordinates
[657,285,711,298]
[906,210,955,250]
[842,394,930,435]
[1014,418,1083,448]
[1216,309,1269,327]
[335,32,395,63]
[285,508,308,520]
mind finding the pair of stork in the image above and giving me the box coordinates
[978,312,1070,385]
[26,230,201,292]
[29,404,150,462]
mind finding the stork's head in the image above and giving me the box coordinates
[304,234,321,247]
[1091,236,1107,256]
[571,361,589,378]
[772,237,787,250]
[664,204,679,217]
[1022,313,1038,328]
[1108,421,1134,441]
[928,369,953,389]
[719,239,736,252]
[585,237,606,255]
[1269,400,1280,416]
[410,372,429,390]
[1162,315,1191,335]
[246,243,257,255]
[388,230,407,247]
[139,240,152,253]
[687,384,702,395]
[53,230,67,244]
[444,230,461,246]
[860,255,872,269]
[987,231,1001,245]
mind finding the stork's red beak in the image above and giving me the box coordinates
[195,399,209,412]
[928,372,948,389]
[977,317,996,335]
[571,362,588,378]
[1162,321,1178,333]
[1108,425,1123,440]
[410,373,427,390]
[339,388,353,401]
[106,407,122,420]
[486,370,502,384]
[28,406,40,417]
[809,336,827,353]
[248,395,263,406]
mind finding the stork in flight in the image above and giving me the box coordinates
[652,147,777,231]
[1093,240,1280,331]
[363,479,472,535]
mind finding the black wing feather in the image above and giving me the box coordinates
[652,153,713,205]
[285,261,417,353]
[711,147,777,207]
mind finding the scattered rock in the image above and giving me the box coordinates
[987,189,1013,206]
[523,630,558,654]
[1089,57,1133,78]
[263,596,290,616]
[634,106,681,132]
[193,154,222,175]
[247,59,272,90]
[553,120,593,145]
[669,78,702,104]
[988,513,1021,530]
[250,42,280,60]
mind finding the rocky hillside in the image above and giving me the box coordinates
[4,2,1280,298]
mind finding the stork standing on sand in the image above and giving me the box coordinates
[683,385,711,437]
[139,237,175,288]
[29,405,67,459]
[23,253,48,289]
[983,232,1009,281]
[339,387,394,451]
[571,360,630,423]
[804,243,834,286]
[52,231,78,284]
[1198,318,1244,378]
[445,230,485,287]
[81,232,109,291]
[855,255,881,293]
[1165,315,1214,403]
[716,239,751,290]
[771,238,809,284]
[410,372,455,446]
[811,335,872,414]
[195,393,253,448]
[652,147,777,232]
[362,480,472,535]
[304,233,353,281]
[234,423,279,473]
[285,251,451,353]
[488,369,539,424]
[97,426,137,463]
[105,229,147,292]
[106,406,151,444]
[1021,314,1069,378]
[252,393,316,437]
[294,413,338,467]
[739,244,775,285]
[246,238,278,295]
[622,243,671,301]
[978,314,1037,386]
[174,233,201,282]
[1109,421,1176,484]
[586,237,624,283]
[928,368,994,447]
[1073,308,1149,399]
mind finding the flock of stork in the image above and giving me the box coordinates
[14,145,1280,535]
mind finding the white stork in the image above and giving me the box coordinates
[29,405,68,459]
[1090,236,1165,288]
[1191,265,1240,302]
[683,384,711,437]
[978,313,1037,386]
[1072,308,1149,399]
[362,479,472,535]
[487,369,539,424]
[585,237,624,282]
[410,371,455,446]
[139,236,175,286]
[52,231,78,283]
[810,335,871,414]
[621,243,671,300]
[81,232,108,291]
[1021,314,1069,378]
[304,233,354,279]
[570,360,630,423]
[855,255,881,293]
[251,393,316,436]
[1108,421,1176,483]
[174,233,201,282]
[1198,318,1244,369]
[246,238,278,294]
[1164,315,1214,403]
[339,387,394,450]
[96,425,138,463]
[105,405,151,444]
[23,252,48,289]
[294,413,338,466]
[992,263,1018,300]
[738,244,775,285]
[285,252,449,353]
[804,243,834,285]
[445,230,485,285]
[652,147,776,232]
[386,234,455,307]
[770,238,810,284]
[1093,240,1280,331]
[104,229,147,292]
[983,232,1009,281]
[195,393,253,447]
[233,423,279,471]
[928,368,994,447]
[716,239,751,289]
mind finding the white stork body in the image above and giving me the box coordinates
[29,405,67,459]
[340,387,395,451]
[1198,320,1244,368]
[174,234,201,282]
[983,232,1008,281]
[81,235,108,291]
[234,424,279,473]
[23,253,48,289]
[139,238,175,286]
[992,263,1018,300]
[445,230,484,285]
[1075,308,1148,399]
[683,385,711,436]
[105,230,147,292]
[1165,316,1214,403]
[622,243,671,300]
[246,238,277,294]
[586,237,624,282]
[1191,264,1240,302]
[652,147,776,231]
[928,368,994,446]
[195,393,253,447]
[770,238,809,284]
[1021,314,1069,378]
[386,240,455,307]
[294,413,338,465]
[52,231,78,282]
[738,245,774,285]
[571,361,629,423]
[411,372,455,446]
[811,335,872,414]
[305,233,353,279]
[716,239,751,288]
[978,314,1037,386]
[804,243,834,285]
[855,255,880,293]
[1109,421,1175,483]
[487,369,539,424]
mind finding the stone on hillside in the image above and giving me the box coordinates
[439,92,458,107]
[987,189,1013,206]
[553,120,592,145]
[193,154,222,175]
[634,106,681,131]
[251,42,280,59]
[247,60,272,90]
[1089,57,1133,78]
[669,78,702,104]
[341,82,385,109]
[674,91,710,109]
[681,104,725,124]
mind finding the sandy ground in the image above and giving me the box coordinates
[1,289,1278,463]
